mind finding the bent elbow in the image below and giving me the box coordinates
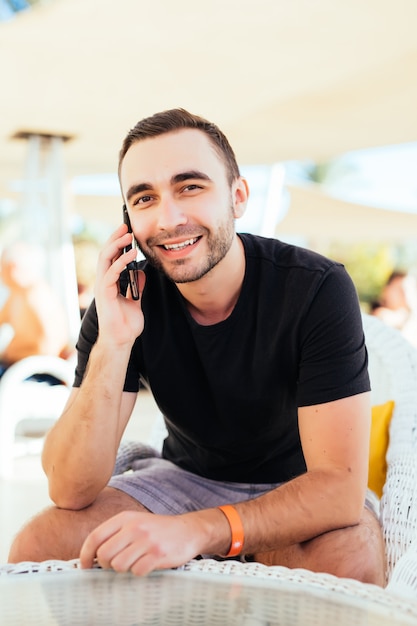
[50,493,95,511]
[48,481,96,511]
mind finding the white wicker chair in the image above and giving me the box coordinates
[363,313,417,596]
[1,314,417,615]
[0,355,74,478]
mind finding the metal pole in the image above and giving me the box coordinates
[16,131,80,346]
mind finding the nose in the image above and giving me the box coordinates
[157,194,187,231]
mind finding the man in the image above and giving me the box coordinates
[9,109,385,585]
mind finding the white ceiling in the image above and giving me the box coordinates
[1,0,417,200]
[280,185,417,244]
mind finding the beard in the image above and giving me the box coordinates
[137,205,235,284]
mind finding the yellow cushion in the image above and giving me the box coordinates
[368,400,395,498]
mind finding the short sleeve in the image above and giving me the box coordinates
[73,300,98,387]
[297,265,370,407]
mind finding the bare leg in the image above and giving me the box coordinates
[254,508,386,586]
[8,487,147,563]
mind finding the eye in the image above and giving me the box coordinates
[183,184,203,192]
[133,194,153,206]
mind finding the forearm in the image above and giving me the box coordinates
[42,339,134,509]
[239,469,365,554]
[41,224,146,509]
[192,469,366,557]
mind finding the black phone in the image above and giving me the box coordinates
[122,205,140,300]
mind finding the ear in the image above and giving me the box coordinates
[232,177,249,219]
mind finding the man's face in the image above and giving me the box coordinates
[120,129,244,284]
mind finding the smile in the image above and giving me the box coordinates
[162,237,199,251]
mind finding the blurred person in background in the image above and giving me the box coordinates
[0,241,70,375]
[372,271,417,348]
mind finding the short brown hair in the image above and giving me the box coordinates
[118,108,240,185]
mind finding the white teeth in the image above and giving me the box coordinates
[163,238,198,250]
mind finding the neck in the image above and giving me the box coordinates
[176,235,245,325]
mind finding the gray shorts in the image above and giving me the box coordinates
[109,445,380,519]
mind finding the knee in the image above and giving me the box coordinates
[339,523,386,586]
[8,506,80,564]
[304,515,386,586]
[8,526,34,564]
[339,513,386,586]
[8,486,141,564]
[334,542,386,586]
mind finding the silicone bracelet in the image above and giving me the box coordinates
[218,504,244,557]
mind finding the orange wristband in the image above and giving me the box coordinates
[218,504,244,557]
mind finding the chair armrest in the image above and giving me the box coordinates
[0,355,74,388]
[386,537,417,598]
[381,455,417,583]
[363,314,417,583]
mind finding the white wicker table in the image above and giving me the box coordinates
[0,562,416,626]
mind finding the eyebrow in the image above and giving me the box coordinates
[126,183,152,202]
[126,170,212,203]
[171,170,212,185]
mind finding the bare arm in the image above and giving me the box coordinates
[42,224,145,510]
[229,390,371,553]
[80,391,371,573]
[42,374,137,509]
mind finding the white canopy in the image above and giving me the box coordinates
[1,0,417,191]
[1,0,417,337]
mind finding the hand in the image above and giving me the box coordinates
[94,224,146,347]
[79,510,203,576]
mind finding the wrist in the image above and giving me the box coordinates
[185,508,234,557]
[94,334,135,354]
[84,339,133,385]
[217,505,245,557]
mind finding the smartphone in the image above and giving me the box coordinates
[122,205,140,300]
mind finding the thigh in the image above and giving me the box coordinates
[254,507,386,586]
[8,487,145,563]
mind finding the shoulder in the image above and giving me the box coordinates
[238,234,357,319]
[238,233,344,278]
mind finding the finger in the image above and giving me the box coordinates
[79,536,100,569]
[98,232,134,271]
[99,247,137,298]
[110,246,137,275]
[109,542,148,573]
[82,510,149,569]
[95,240,131,297]
[106,222,129,243]
[79,533,104,569]
[130,550,162,577]
[79,519,122,569]
[97,225,130,269]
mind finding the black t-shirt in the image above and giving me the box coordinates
[74,234,370,484]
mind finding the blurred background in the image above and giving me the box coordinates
[0,0,417,561]
[1,0,417,328]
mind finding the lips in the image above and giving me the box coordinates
[162,237,200,251]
